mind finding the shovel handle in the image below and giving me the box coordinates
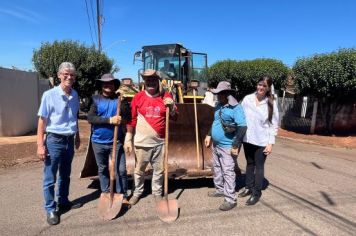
[164,108,169,196]
[109,95,122,197]
[193,89,201,169]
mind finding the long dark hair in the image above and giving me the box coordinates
[258,75,274,123]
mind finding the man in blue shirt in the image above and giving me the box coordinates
[37,62,82,225]
[87,74,131,204]
[204,81,247,211]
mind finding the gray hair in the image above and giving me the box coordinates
[58,62,76,73]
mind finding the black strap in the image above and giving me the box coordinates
[219,106,236,128]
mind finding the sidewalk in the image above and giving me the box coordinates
[278,128,356,149]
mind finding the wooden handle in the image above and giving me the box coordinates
[193,89,200,169]
[109,95,122,197]
[178,85,184,103]
[164,108,169,196]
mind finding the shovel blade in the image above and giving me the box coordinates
[98,193,123,220]
[156,198,179,223]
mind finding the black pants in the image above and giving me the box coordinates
[243,142,267,197]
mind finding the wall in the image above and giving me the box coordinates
[0,68,49,136]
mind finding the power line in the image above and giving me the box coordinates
[96,0,102,52]
[84,0,95,46]
[90,0,98,48]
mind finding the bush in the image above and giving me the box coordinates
[208,59,289,100]
[293,48,356,133]
[32,40,118,101]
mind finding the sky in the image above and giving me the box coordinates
[0,0,355,81]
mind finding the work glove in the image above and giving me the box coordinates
[109,115,121,125]
[204,135,212,148]
[124,132,133,155]
[163,97,176,115]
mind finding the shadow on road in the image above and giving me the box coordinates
[81,175,270,203]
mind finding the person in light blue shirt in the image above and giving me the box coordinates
[204,81,247,211]
[37,62,82,226]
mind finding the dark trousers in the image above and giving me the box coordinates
[243,142,267,197]
[91,141,128,198]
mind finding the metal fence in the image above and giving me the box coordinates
[278,96,317,134]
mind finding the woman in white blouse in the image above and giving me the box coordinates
[238,75,279,205]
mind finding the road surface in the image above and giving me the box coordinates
[0,138,355,236]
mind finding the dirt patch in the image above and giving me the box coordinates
[278,128,356,149]
[0,120,90,168]
[0,120,354,169]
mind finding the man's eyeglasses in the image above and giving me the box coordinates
[61,73,76,78]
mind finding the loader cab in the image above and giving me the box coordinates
[135,43,208,96]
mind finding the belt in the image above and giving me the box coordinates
[47,132,75,139]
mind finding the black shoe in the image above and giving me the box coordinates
[219,201,237,211]
[246,195,260,206]
[47,211,59,225]
[238,188,252,198]
[57,202,83,212]
[207,191,224,197]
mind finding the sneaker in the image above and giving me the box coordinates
[129,196,140,205]
[207,191,224,197]
[47,211,60,225]
[219,201,237,211]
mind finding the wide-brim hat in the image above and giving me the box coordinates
[98,73,120,83]
[96,73,120,90]
[140,69,168,80]
[211,81,235,94]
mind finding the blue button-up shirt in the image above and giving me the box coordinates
[38,86,79,135]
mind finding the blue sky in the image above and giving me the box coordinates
[1,0,355,81]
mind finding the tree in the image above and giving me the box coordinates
[32,40,118,101]
[293,48,356,133]
[208,59,289,100]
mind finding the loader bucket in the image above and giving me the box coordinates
[80,103,215,179]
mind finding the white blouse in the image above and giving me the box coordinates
[241,93,279,146]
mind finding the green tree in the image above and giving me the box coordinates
[208,59,289,100]
[32,40,118,101]
[293,48,356,133]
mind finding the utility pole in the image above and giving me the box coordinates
[96,0,102,52]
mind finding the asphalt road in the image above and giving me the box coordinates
[1,138,356,236]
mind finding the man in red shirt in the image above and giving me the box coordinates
[124,69,178,205]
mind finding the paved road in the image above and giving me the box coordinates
[1,138,356,236]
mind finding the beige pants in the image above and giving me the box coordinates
[133,145,164,197]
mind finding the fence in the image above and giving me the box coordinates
[279,96,317,133]
[279,96,356,134]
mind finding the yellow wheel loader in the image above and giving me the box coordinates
[80,43,216,179]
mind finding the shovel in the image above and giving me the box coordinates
[97,95,124,220]
[193,88,201,169]
[156,108,178,223]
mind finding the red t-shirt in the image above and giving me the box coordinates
[128,91,175,146]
